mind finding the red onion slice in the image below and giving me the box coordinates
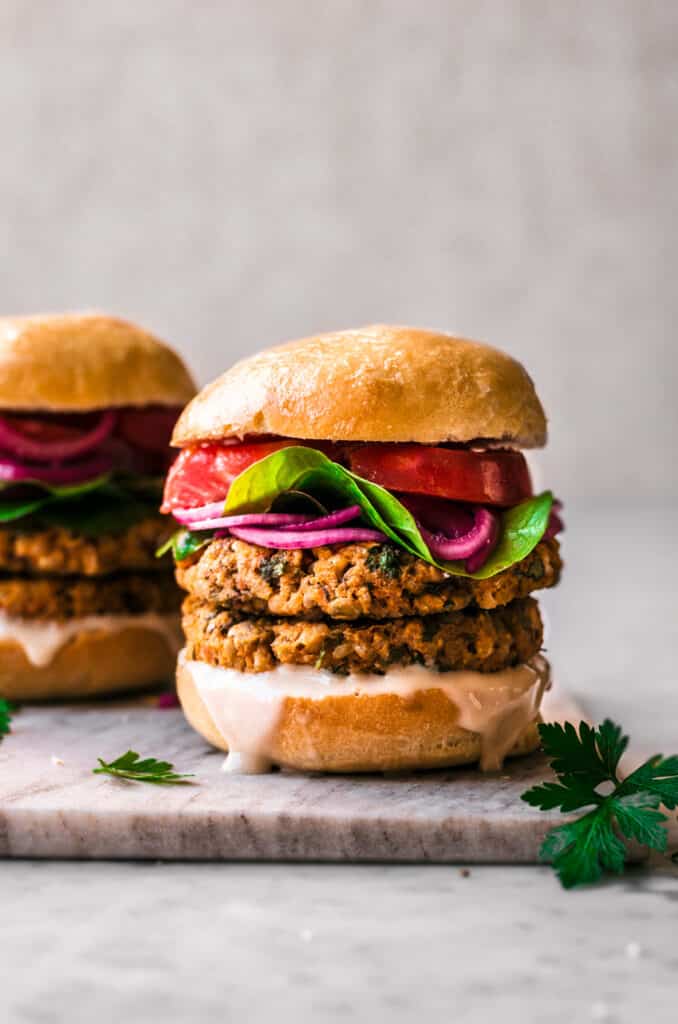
[462,513,501,572]
[544,507,565,540]
[0,454,113,486]
[226,525,386,549]
[398,493,477,537]
[174,505,363,533]
[278,505,362,531]
[172,501,231,523]
[397,493,500,569]
[417,507,499,562]
[0,411,117,463]
[157,691,180,709]
[173,510,316,530]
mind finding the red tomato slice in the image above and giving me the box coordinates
[162,440,304,511]
[116,406,183,453]
[347,445,532,506]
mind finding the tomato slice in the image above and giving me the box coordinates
[162,440,304,511]
[162,438,533,513]
[347,445,532,506]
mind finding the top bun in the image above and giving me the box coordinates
[0,313,196,410]
[173,324,547,448]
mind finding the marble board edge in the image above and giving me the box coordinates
[0,685,601,863]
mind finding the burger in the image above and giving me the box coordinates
[0,313,195,700]
[162,325,563,774]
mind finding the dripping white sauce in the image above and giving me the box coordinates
[183,652,550,774]
[0,611,183,668]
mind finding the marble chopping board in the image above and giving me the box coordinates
[0,687,598,863]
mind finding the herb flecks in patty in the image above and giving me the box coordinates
[258,552,289,587]
[365,544,401,578]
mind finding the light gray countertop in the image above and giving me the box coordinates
[4,503,678,1024]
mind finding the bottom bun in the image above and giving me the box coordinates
[0,626,179,701]
[177,657,543,773]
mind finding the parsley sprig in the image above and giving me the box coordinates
[522,720,678,888]
[0,699,14,737]
[93,750,194,785]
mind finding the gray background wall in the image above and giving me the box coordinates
[1,1,676,501]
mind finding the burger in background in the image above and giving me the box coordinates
[0,313,195,700]
[162,325,563,774]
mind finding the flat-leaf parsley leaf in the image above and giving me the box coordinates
[0,698,13,736]
[93,750,193,785]
[522,719,678,888]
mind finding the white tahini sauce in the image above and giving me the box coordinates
[0,611,183,668]
[182,651,551,775]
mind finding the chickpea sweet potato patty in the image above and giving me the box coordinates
[177,537,561,620]
[0,515,173,577]
[0,574,181,620]
[182,595,542,675]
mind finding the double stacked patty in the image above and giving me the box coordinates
[0,517,181,621]
[178,537,562,676]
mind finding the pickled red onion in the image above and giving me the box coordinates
[278,506,362,531]
[417,508,499,563]
[227,525,386,549]
[172,501,232,523]
[0,453,113,485]
[173,504,363,533]
[463,513,501,572]
[398,493,500,569]
[0,411,116,463]
[544,501,564,540]
[173,510,316,530]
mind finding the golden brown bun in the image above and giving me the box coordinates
[0,313,195,410]
[0,625,178,701]
[177,659,541,772]
[173,324,547,448]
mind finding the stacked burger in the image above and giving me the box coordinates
[0,314,195,700]
[162,326,563,774]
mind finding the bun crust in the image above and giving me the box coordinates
[173,324,547,448]
[176,659,541,773]
[0,625,178,701]
[0,313,195,410]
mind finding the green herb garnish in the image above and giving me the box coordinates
[522,720,678,888]
[0,699,14,737]
[93,750,194,785]
[157,527,213,561]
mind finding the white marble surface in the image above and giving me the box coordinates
[4,860,677,1024]
[3,503,677,1022]
[0,690,583,863]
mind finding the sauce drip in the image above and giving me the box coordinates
[0,611,183,667]
[183,653,550,774]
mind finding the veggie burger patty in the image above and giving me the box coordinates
[0,516,179,623]
[181,594,543,675]
[177,536,561,621]
[0,516,173,577]
[0,573,182,620]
